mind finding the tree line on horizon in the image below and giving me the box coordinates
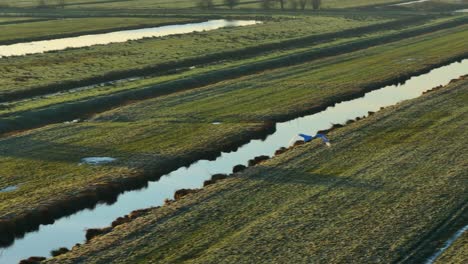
[26,0,322,10]
[199,0,322,10]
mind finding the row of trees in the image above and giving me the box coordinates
[198,0,322,10]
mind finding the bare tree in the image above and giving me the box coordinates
[224,0,240,9]
[197,0,214,9]
[299,0,307,10]
[311,0,321,10]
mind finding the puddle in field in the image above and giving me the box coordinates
[0,20,259,57]
[1,59,467,264]
[454,9,468,13]
[80,157,117,165]
[425,224,468,264]
[212,122,223,125]
[0,186,18,193]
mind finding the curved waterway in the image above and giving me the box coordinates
[0,20,259,57]
[1,59,467,263]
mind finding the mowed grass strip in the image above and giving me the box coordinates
[0,24,466,224]
[45,73,468,264]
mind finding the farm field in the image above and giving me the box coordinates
[44,72,468,264]
[0,15,392,99]
[0,0,467,263]
[1,15,466,132]
[0,20,467,238]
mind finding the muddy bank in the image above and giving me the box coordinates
[0,15,440,102]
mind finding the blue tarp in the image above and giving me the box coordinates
[298,133,330,145]
[298,133,314,142]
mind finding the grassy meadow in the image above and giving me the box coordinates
[45,73,468,264]
[0,22,466,227]
[0,15,465,135]
[0,0,466,262]
[0,15,390,98]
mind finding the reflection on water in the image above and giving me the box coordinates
[1,59,467,263]
[0,20,259,57]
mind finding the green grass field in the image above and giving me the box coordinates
[0,15,389,99]
[0,23,466,228]
[0,15,465,136]
[0,0,466,262]
[44,71,468,264]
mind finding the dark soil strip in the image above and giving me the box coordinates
[0,15,435,101]
[0,57,465,247]
[1,18,467,137]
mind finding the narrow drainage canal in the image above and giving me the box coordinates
[391,0,430,6]
[0,20,259,57]
[425,224,468,264]
[1,59,467,263]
